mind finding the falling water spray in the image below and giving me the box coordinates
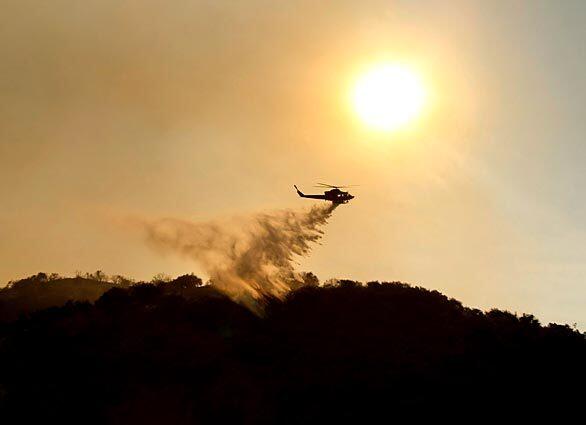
[136,204,337,310]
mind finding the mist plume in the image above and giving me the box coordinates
[138,204,337,310]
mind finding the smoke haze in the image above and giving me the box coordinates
[137,204,337,309]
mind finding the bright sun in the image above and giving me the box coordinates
[352,64,427,132]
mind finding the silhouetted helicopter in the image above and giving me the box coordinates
[294,183,355,204]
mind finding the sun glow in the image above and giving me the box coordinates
[352,64,427,132]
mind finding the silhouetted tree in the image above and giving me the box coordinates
[151,273,172,284]
[93,270,107,282]
[110,274,134,286]
[301,271,319,287]
[172,273,203,288]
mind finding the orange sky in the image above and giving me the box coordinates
[2,1,585,328]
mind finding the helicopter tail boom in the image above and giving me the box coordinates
[294,185,327,200]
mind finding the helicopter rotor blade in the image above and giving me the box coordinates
[315,183,359,189]
[315,183,341,188]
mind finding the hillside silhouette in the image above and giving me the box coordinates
[0,274,584,422]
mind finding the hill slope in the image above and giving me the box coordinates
[0,277,583,422]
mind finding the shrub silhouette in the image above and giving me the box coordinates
[0,276,583,423]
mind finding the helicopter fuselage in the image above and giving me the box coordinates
[294,185,354,204]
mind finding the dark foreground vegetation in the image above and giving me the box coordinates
[0,273,584,423]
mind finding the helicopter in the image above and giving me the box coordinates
[294,183,355,204]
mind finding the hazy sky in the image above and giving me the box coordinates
[2,0,585,327]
